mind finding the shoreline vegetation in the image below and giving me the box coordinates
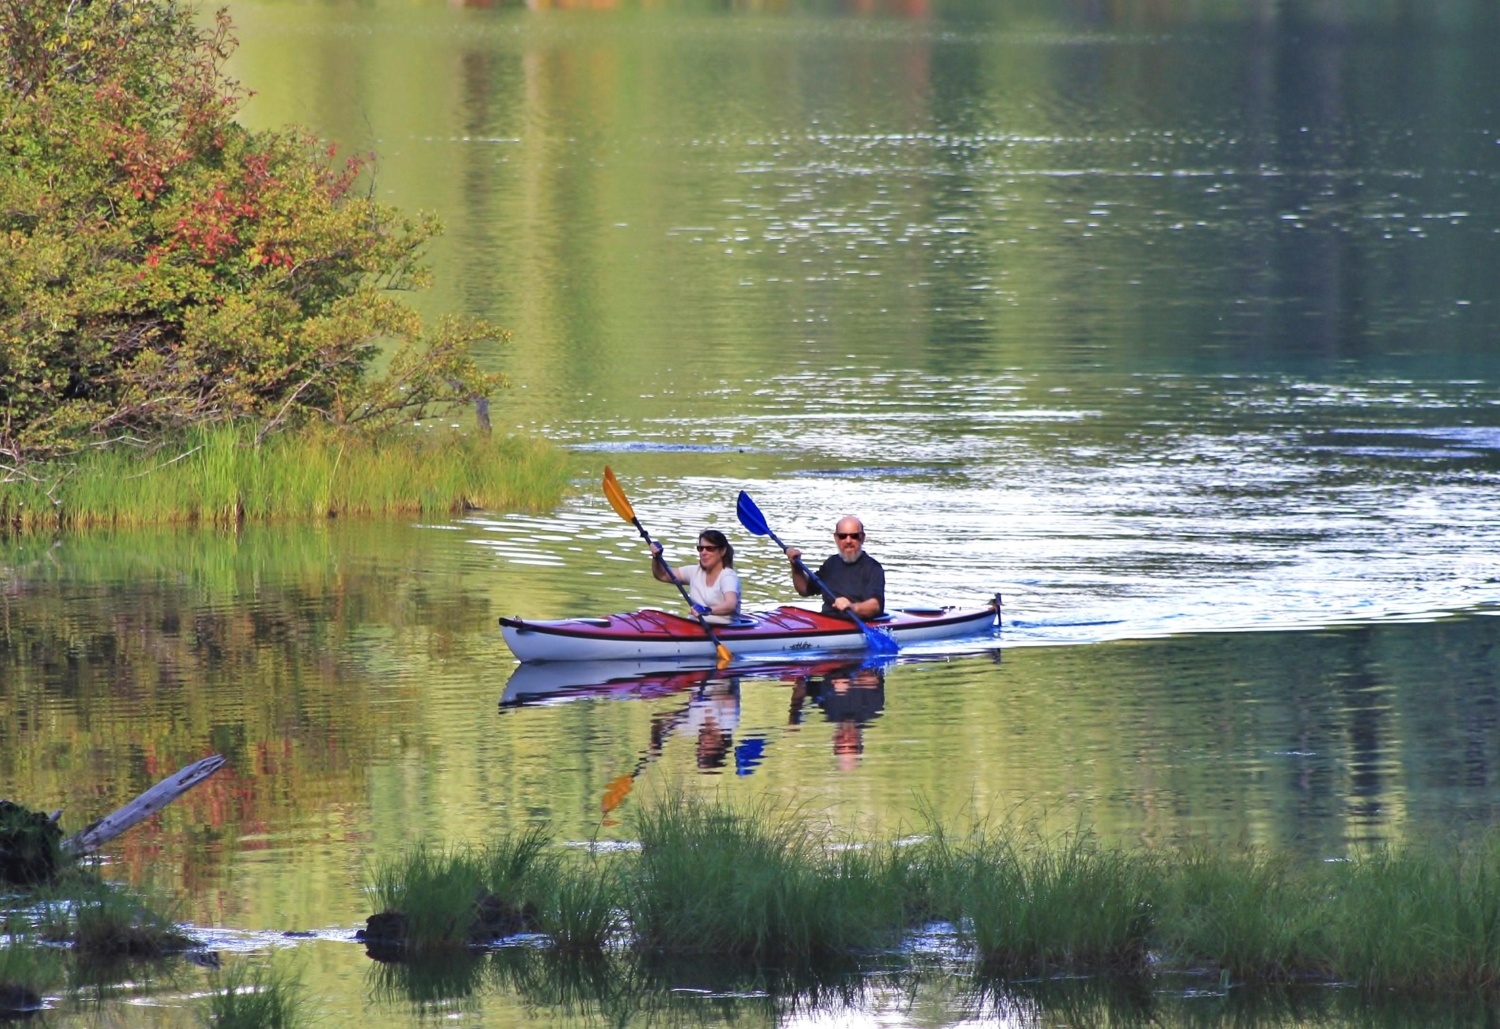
[0,426,570,532]
[361,795,1500,997]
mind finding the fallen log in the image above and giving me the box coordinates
[62,755,226,857]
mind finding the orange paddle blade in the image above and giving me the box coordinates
[602,466,636,524]
[601,773,635,814]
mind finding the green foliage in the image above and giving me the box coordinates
[201,959,308,1029]
[0,0,504,470]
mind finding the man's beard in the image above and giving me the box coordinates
[839,550,861,565]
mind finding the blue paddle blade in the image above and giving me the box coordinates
[736,491,770,536]
[863,624,899,656]
[734,736,767,776]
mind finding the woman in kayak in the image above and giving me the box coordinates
[650,529,741,624]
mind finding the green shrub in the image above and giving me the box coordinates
[1,0,501,471]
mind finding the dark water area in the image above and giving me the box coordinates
[5,0,1500,1023]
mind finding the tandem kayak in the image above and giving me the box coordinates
[498,597,1000,663]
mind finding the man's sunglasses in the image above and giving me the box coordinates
[835,532,863,540]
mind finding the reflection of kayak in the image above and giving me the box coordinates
[501,657,858,707]
[499,600,999,663]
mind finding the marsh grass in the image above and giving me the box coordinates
[201,960,308,1029]
[1156,848,1327,979]
[916,821,1157,973]
[1,425,569,531]
[1321,841,1500,991]
[364,799,1500,994]
[38,878,195,958]
[627,794,910,958]
[365,827,560,949]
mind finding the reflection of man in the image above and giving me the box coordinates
[787,663,886,771]
[785,517,885,619]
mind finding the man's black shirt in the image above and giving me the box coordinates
[811,552,885,616]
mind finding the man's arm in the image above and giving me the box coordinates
[786,548,815,597]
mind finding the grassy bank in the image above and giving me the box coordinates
[364,797,1500,995]
[0,426,570,531]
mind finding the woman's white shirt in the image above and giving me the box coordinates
[676,565,741,616]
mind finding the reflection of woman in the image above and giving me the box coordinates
[681,677,740,770]
[650,529,741,625]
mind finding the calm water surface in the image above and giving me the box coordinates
[4,0,1500,1024]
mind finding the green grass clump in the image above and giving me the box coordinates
[626,794,909,958]
[365,827,558,950]
[1322,841,1500,991]
[363,802,1500,994]
[918,822,1157,973]
[1155,847,1327,979]
[1,425,569,531]
[39,879,195,958]
[201,960,307,1029]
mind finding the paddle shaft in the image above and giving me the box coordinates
[632,519,736,658]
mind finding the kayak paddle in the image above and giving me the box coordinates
[603,466,734,667]
[735,490,898,656]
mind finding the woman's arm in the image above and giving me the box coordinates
[649,544,674,583]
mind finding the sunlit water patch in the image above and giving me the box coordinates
[470,371,1500,645]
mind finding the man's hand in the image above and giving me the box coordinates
[831,596,852,612]
[785,547,801,564]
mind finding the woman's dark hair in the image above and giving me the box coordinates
[699,529,734,567]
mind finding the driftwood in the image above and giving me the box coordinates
[62,755,226,857]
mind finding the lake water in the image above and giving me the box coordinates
[3,0,1500,1024]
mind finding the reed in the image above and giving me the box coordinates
[360,800,1500,993]
[0,425,570,531]
[917,821,1157,973]
[1320,841,1500,991]
[626,793,910,958]
[1155,847,1328,980]
[201,960,308,1029]
[39,878,197,958]
[364,828,557,950]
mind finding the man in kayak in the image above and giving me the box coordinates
[649,529,741,624]
[785,516,885,619]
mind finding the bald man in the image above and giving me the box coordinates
[784,516,886,620]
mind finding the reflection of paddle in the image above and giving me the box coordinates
[735,490,898,657]
[600,679,712,817]
[602,466,734,667]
